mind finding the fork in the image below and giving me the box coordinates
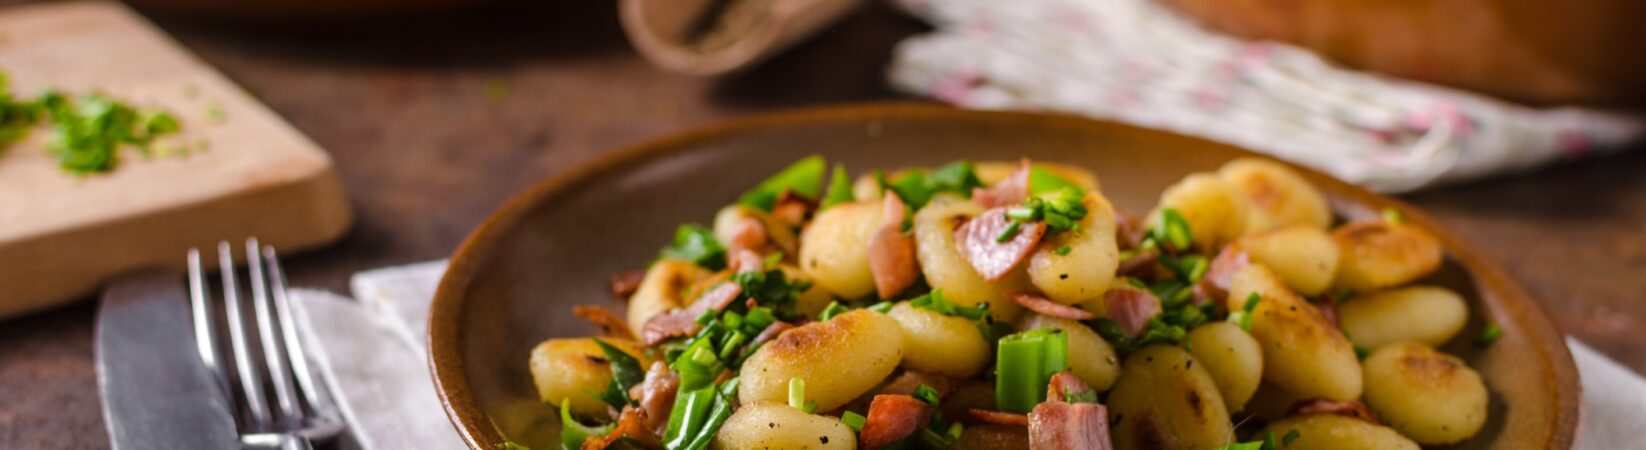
[188,238,345,449]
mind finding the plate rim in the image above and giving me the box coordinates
[427,101,1580,449]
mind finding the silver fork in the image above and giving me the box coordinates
[189,238,345,449]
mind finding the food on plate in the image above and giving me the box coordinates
[524,156,1488,450]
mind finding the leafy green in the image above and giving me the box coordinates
[1282,429,1301,446]
[739,155,826,211]
[821,164,855,209]
[877,161,984,210]
[591,338,646,409]
[819,301,850,321]
[0,73,42,146]
[909,290,988,320]
[660,224,726,270]
[1027,165,1085,197]
[1153,208,1194,251]
[731,268,812,309]
[912,384,942,405]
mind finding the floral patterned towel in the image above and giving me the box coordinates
[887,0,1644,192]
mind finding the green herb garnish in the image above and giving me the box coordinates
[820,164,855,210]
[559,399,614,450]
[1053,245,1072,256]
[660,224,726,270]
[995,328,1069,413]
[739,155,826,211]
[877,160,984,209]
[1476,324,1502,347]
[591,338,646,409]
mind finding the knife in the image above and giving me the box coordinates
[96,270,239,450]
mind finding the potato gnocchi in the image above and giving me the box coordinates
[527,156,1490,450]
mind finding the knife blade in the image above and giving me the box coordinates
[96,270,238,450]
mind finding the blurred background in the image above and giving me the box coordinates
[0,0,1641,448]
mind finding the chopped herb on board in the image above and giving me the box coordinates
[0,72,185,175]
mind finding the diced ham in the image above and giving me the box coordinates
[609,270,644,300]
[640,282,742,346]
[1045,372,1092,402]
[573,305,636,339]
[1287,399,1379,424]
[869,194,921,299]
[746,321,793,349]
[970,409,1030,427]
[772,190,818,226]
[955,208,1048,281]
[1115,248,1159,279]
[1103,288,1162,337]
[1028,402,1113,450]
[1010,292,1096,321]
[861,394,936,449]
[974,159,1032,208]
[877,371,958,399]
[1114,209,1147,250]
[628,361,680,437]
[1196,245,1250,302]
[581,406,660,450]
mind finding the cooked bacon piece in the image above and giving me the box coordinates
[970,409,1030,427]
[869,194,921,299]
[582,406,660,450]
[1115,248,1159,279]
[1114,209,1148,250]
[640,282,742,346]
[953,424,1031,450]
[1104,287,1162,337]
[729,249,766,274]
[955,208,1048,281]
[861,394,936,449]
[1028,401,1113,450]
[1287,398,1379,424]
[973,158,1032,208]
[574,305,635,339]
[610,270,644,300]
[772,190,818,226]
[878,371,958,399]
[1010,292,1096,321]
[627,361,680,437]
[1196,245,1250,302]
[748,321,795,349]
[1045,372,1092,402]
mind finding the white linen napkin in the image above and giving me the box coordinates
[291,260,1645,449]
[887,0,1644,193]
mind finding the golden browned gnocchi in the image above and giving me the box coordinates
[528,338,648,416]
[712,402,857,450]
[1259,414,1420,450]
[1362,342,1489,445]
[800,200,883,298]
[1217,157,1332,233]
[1234,224,1340,296]
[1228,264,1363,401]
[1184,322,1263,412]
[1107,345,1234,449]
[1332,219,1444,291]
[739,310,904,412]
[1027,193,1119,304]
[911,194,1025,320]
[889,302,991,378]
[528,156,1497,450]
[1339,285,1469,348]
[1151,172,1249,251]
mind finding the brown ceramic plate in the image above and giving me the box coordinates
[429,103,1579,449]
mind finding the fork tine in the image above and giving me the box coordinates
[219,241,272,429]
[188,249,231,398]
[264,245,339,419]
[248,238,303,427]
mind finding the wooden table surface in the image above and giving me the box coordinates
[1,1,1642,448]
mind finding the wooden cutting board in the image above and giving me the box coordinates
[0,1,351,318]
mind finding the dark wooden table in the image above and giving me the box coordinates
[1,1,1642,448]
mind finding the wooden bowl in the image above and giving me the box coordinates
[429,103,1579,449]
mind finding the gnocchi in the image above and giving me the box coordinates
[1217,157,1332,233]
[1184,322,1263,412]
[1234,224,1340,296]
[1259,414,1420,450]
[1339,285,1469,348]
[889,302,991,378]
[1107,345,1234,449]
[528,338,648,416]
[1332,219,1444,291]
[1362,342,1489,444]
[1228,264,1363,401]
[740,309,905,412]
[1027,193,1120,304]
[1151,172,1249,251]
[712,402,857,450]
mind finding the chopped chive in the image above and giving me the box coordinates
[1053,245,1072,256]
[912,384,941,405]
[1005,206,1039,221]
[868,301,895,313]
[1476,324,1502,347]
[1283,429,1301,446]
[560,398,614,450]
[819,301,850,321]
[788,377,807,411]
[841,411,867,431]
[995,221,1022,243]
[820,164,855,210]
[995,328,1069,413]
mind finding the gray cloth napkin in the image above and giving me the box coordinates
[291,260,1644,449]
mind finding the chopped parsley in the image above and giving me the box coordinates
[660,224,726,270]
[1476,324,1502,347]
[877,160,984,209]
